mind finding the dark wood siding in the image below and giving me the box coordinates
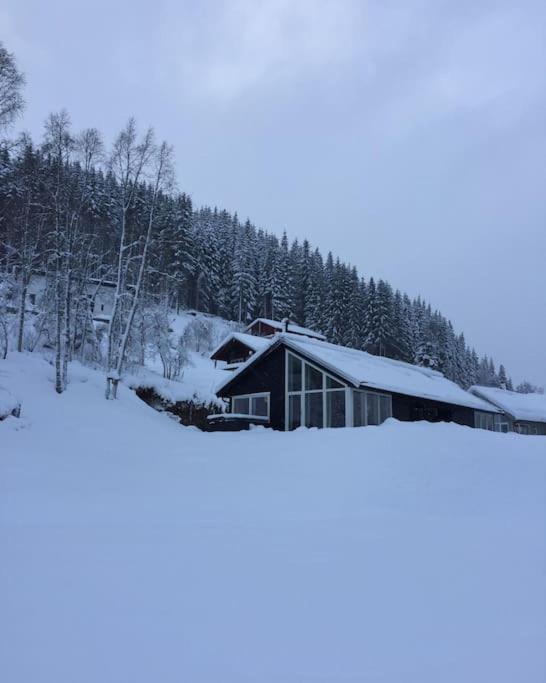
[219,346,286,430]
[389,391,476,427]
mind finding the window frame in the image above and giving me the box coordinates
[353,389,393,427]
[230,392,270,420]
[475,411,496,431]
[285,350,349,430]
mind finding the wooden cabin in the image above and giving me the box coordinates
[207,332,500,431]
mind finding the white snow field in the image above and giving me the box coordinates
[1,353,545,683]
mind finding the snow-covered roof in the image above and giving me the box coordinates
[210,331,271,359]
[469,386,546,423]
[246,318,326,341]
[217,333,498,412]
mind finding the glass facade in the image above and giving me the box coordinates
[353,390,392,427]
[287,352,346,430]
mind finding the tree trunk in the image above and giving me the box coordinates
[17,276,27,353]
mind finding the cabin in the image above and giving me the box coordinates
[469,385,546,435]
[207,329,499,431]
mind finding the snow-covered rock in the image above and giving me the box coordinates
[0,386,20,420]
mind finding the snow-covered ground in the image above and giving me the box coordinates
[1,353,545,683]
[126,309,235,406]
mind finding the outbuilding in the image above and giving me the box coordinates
[469,385,546,435]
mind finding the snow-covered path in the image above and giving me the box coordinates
[1,354,545,683]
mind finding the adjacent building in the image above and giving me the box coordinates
[469,385,546,435]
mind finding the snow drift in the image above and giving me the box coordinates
[1,353,545,683]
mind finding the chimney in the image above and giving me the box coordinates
[281,317,290,334]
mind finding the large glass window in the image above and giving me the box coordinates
[286,351,347,430]
[305,392,323,427]
[353,390,392,427]
[367,393,380,425]
[288,394,301,430]
[288,354,302,392]
[305,364,323,391]
[379,395,391,423]
[231,394,269,418]
[326,390,345,428]
[475,411,495,431]
[354,391,366,427]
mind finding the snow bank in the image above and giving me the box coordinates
[136,309,237,407]
[0,386,20,419]
[1,353,545,683]
[126,353,226,408]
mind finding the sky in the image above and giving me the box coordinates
[3,0,546,386]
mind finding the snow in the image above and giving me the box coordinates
[218,332,499,412]
[0,386,19,419]
[207,412,268,421]
[127,352,226,407]
[470,385,546,423]
[246,317,327,340]
[125,310,238,407]
[1,352,545,683]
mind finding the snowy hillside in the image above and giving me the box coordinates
[1,352,545,683]
[126,309,237,407]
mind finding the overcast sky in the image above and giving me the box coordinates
[3,0,545,385]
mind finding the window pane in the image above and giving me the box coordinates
[288,354,302,392]
[233,397,249,414]
[288,394,301,430]
[252,396,268,417]
[326,376,344,389]
[366,393,379,425]
[379,395,391,423]
[353,391,366,427]
[305,363,323,391]
[327,390,345,428]
[305,392,323,428]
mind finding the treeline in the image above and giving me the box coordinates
[0,115,517,391]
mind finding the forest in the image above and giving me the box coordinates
[2,41,541,395]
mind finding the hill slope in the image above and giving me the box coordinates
[1,353,545,683]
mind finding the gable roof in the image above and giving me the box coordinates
[216,333,498,412]
[469,385,546,423]
[245,318,326,341]
[210,331,271,361]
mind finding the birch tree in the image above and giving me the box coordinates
[0,42,25,133]
[106,132,174,398]
[43,111,74,393]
